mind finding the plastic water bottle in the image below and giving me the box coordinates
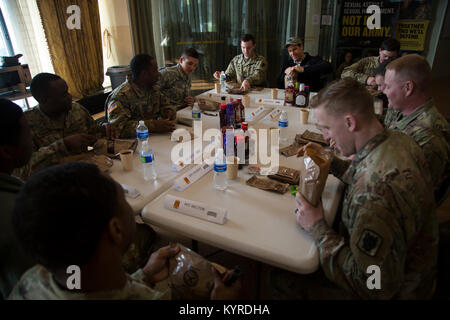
[192,103,201,121]
[136,120,149,150]
[140,139,157,181]
[213,148,227,190]
[220,71,226,92]
[279,111,289,144]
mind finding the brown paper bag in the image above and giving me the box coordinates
[299,147,332,206]
[268,166,300,185]
[168,244,226,300]
[246,176,290,194]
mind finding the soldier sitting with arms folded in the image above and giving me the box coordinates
[106,54,176,138]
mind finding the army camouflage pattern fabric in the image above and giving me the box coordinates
[8,265,171,300]
[159,64,191,110]
[225,53,268,86]
[14,102,104,180]
[341,56,379,84]
[309,130,438,299]
[105,80,176,138]
[384,100,450,197]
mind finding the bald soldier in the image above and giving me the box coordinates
[14,73,115,180]
[106,54,176,138]
[213,34,268,91]
[270,79,438,299]
[383,54,450,204]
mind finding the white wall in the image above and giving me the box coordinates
[98,0,134,87]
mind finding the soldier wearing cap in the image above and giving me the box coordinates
[213,34,268,91]
[276,37,332,92]
[341,38,400,86]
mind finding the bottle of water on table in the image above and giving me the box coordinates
[220,71,226,92]
[279,110,289,144]
[140,139,157,181]
[213,148,227,190]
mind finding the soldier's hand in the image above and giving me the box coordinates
[151,119,176,133]
[210,266,242,300]
[103,123,119,140]
[366,76,376,87]
[142,243,180,285]
[295,192,325,232]
[285,67,295,75]
[296,142,324,158]
[63,134,97,153]
[164,109,177,121]
[184,96,195,106]
[294,65,304,73]
[213,71,221,80]
[240,80,250,91]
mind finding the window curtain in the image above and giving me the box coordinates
[128,0,155,56]
[1,0,54,76]
[152,0,306,87]
[36,0,103,99]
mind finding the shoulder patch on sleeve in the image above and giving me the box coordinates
[108,103,118,114]
[357,229,384,257]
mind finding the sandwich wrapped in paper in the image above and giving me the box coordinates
[246,176,290,194]
[197,98,220,111]
[268,166,300,185]
[169,244,227,300]
[299,147,332,206]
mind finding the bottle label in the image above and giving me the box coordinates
[278,120,288,128]
[192,111,201,119]
[296,95,306,106]
[140,152,154,164]
[137,131,149,140]
[214,163,227,172]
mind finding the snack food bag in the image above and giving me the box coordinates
[246,176,290,194]
[168,244,226,299]
[299,147,332,206]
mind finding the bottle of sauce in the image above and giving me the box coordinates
[284,81,295,106]
[295,83,307,108]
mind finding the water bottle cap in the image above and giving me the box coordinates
[139,120,145,125]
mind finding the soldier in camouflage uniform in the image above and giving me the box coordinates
[13,73,111,180]
[341,38,400,86]
[106,54,177,139]
[383,54,450,204]
[159,48,199,110]
[9,163,239,300]
[213,34,267,91]
[271,79,438,299]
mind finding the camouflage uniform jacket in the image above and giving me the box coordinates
[383,107,402,129]
[341,56,379,84]
[105,80,176,138]
[385,100,450,194]
[225,53,268,86]
[159,64,191,110]
[8,265,171,300]
[14,102,103,180]
[310,130,438,299]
